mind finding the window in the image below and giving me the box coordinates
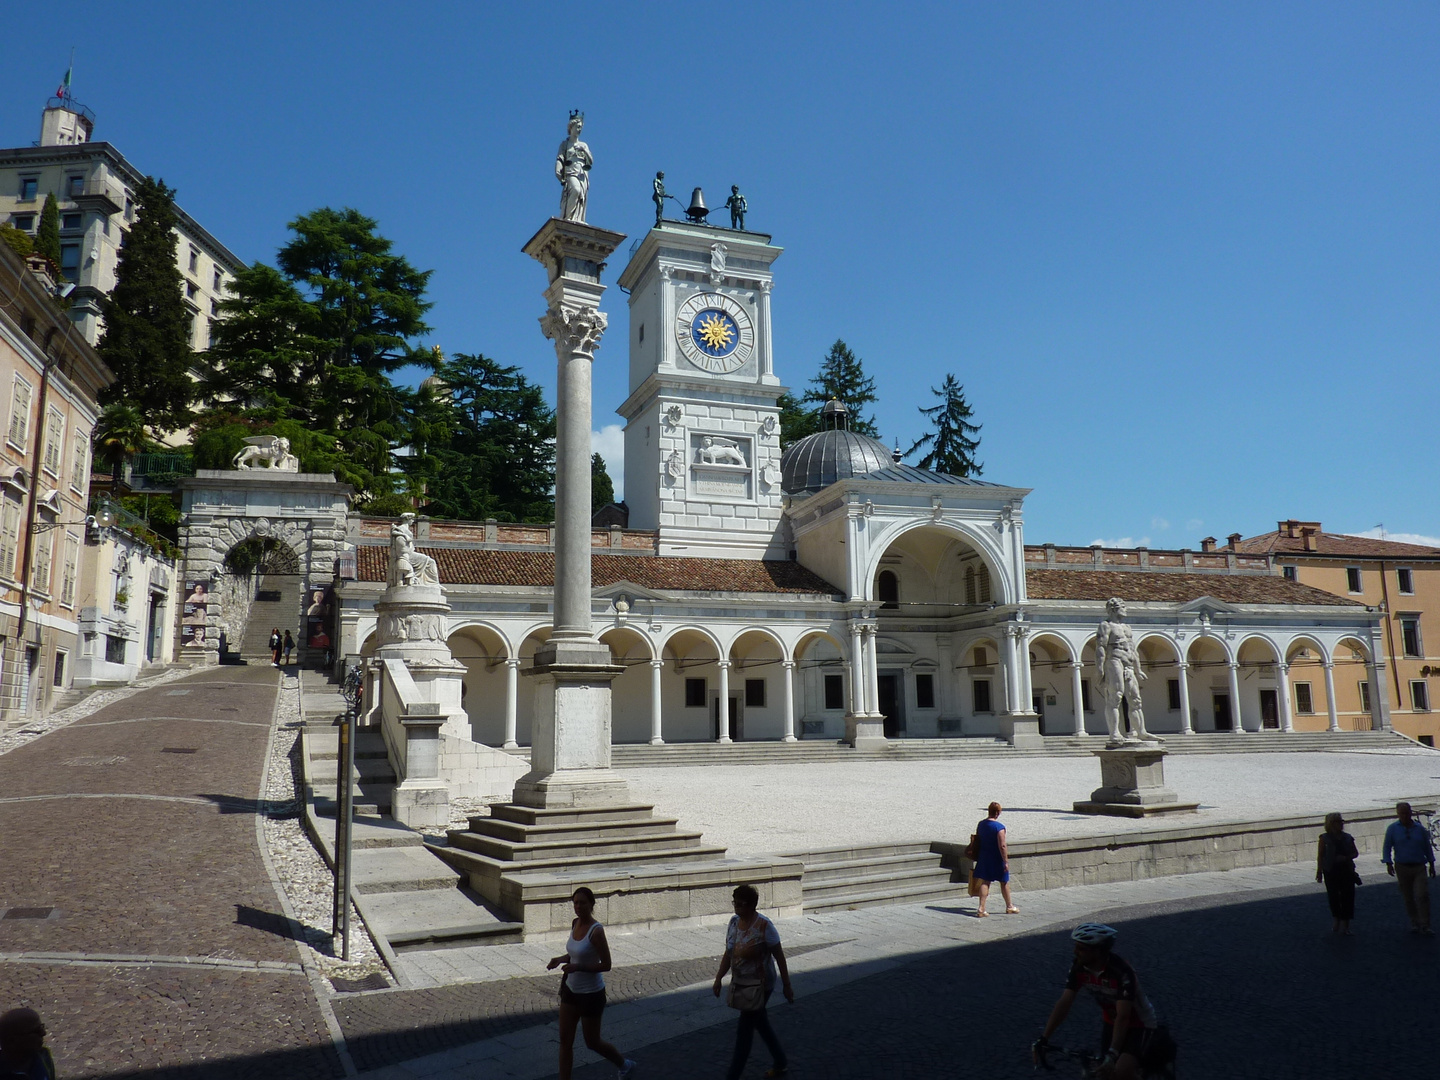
[637,323,644,344]
[124,196,134,220]
[11,214,34,231]
[1422,736,1436,748]
[745,679,766,708]
[19,177,37,201]
[188,248,199,273]
[877,570,898,609]
[1346,567,1362,593]
[916,673,935,709]
[67,174,84,197]
[69,431,89,492]
[29,530,54,593]
[1282,565,1298,582]
[42,408,64,475]
[964,566,976,605]
[213,268,223,291]
[0,497,20,580]
[186,281,198,299]
[210,299,219,316]
[1412,681,1431,712]
[824,674,844,710]
[7,375,32,449]
[1167,678,1182,711]
[53,650,66,687]
[1295,682,1314,714]
[1081,678,1092,712]
[59,535,78,607]
[1359,681,1372,715]
[973,646,988,668]
[973,678,992,713]
[61,212,82,231]
[977,565,992,603]
[684,678,706,708]
[1398,568,1415,594]
[1401,616,1423,658]
[59,243,80,282]
[105,635,127,665]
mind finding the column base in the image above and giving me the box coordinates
[649,736,665,746]
[782,734,797,743]
[1000,712,1044,749]
[503,741,519,750]
[1073,747,1198,817]
[512,768,632,809]
[844,713,887,749]
[517,654,628,809]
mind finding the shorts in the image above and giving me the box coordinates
[560,982,606,1017]
[1101,1022,1175,1069]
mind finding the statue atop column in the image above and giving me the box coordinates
[556,111,592,223]
[652,171,667,225]
[725,185,747,230]
[388,512,441,590]
[1095,597,1158,746]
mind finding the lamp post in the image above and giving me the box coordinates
[332,664,363,960]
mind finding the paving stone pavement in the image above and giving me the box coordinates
[0,666,345,1080]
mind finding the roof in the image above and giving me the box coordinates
[780,428,895,495]
[860,464,998,487]
[1234,531,1440,560]
[356,546,840,595]
[1025,569,1362,607]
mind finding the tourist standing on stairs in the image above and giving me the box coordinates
[974,801,1019,916]
[546,887,636,1079]
[282,630,295,667]
[1383,802,1436,935]
[268,628,282,668]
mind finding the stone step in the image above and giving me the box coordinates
[308,730,389,761]
[429,840,732,885]
[781,842,935,864]
[308,757,397,784]
[802,865,954,902]
[804,878,965,914]
[358,887,524,951]
[446,827,708,863]
[486,802,661,827]
[475,815,684,845]
[351,845,463,895]
[794,851,944,882]
[314,781,394,817]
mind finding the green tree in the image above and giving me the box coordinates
[35,193,60,268]
[97,177,194,435]
[776,392,819,448]
[92,403,152,482]
[0,223,34,260]
[799,339,879,437]
[904,374,983,477]
[592,453,615,509]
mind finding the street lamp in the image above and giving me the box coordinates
[332,664,364,961]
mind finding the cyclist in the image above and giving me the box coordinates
[1033,923,1173,1079]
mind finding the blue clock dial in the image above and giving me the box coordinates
[690,309,739,358]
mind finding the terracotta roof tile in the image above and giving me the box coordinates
[1024,569,1362,607]
[1234,532,1440,559]
[356,546,840,595]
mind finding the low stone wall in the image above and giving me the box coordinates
[933,798,1439,893]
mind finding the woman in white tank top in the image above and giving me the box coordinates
[546,887,636,1079]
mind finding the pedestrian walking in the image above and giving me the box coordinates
[713,883,793,1080]
[268,627,282,668]
[1382,801,1436,935]
[0,1007,56,1080]
[545,887,635,1079]
[282,630,295,667]
[973,801,1019,916]
[1316,812,1360,935]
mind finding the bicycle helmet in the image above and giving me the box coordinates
[1070,923,1118,947]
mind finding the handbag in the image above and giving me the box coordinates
[963,834,979,861]
[727,971,766,1012]
[967,870,982,897]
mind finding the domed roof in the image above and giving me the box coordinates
[780,426,894,495]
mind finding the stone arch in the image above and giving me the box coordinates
[793,629,847,737]
[1284,634,1331,666]
[601,626,657,744]
[1333,636,1377,731]
[863,518,1014,606]
[729,628,788,740]
[448,624,512,745]
[660,627,725,743]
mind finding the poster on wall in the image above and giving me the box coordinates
[305,585,333,649]
[181,581,210,647]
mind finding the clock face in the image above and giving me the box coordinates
[675,292,755,374]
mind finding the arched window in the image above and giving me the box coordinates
[964,566,977,605]
[977,565,992,604]
[877,570,899,609]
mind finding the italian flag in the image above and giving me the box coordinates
[56,65,71,99]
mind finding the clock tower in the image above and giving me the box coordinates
[616,220,787,559]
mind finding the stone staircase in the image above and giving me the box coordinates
[782,843,962,913]
[240,573,303,661]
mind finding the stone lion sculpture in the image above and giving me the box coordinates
[233,435,300,471]
[698,436,746,466]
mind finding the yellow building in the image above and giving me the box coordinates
[1236,521,1440,744]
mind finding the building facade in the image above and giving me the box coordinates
[0,100,243,351]
[0,241,112,721]
[1237,521,1440,744]
[70,515,178,688]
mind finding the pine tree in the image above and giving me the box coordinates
[35,193,60,269]
[905,374,983,477]
[800,339,879,437]
[97,177,194,435]
[592,454,615,509]
[776,392,819,448]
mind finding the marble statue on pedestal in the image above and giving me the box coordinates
[1095,597,1158,746]
[388,512,441,589]
[232,435,299,472]
[556,112,592,223]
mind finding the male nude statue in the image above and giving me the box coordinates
[1094,597,1158,746]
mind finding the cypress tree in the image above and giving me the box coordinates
[35,193,61,269]
[592,453,615,509]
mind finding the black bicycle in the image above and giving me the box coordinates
[1032,1039,1177,1079]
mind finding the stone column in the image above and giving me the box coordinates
[1323,661,1340,732]
[1018,629,1035,713]
[503,658,520,749]
[781,660,797,742]
[1227,661,1244,732]
[758,280,775,380]
[1070,662,1086,735]
[849,622,867,719]
[649,659,664,745]
[515,216,630,809]
[717,659,732,743]
[1002,628,1019,713]
[1277,662,1293,733]
[1177,661,1193,734]
[1367,661,1392,731]
[863,624,880,715]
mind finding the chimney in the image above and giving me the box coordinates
[1302,528,1319,553]
[1280,520,1299,539]
[1200,537,1217,553]
[1227,532,1242,551]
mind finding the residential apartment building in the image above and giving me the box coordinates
[0,99,242,352]
[1236,520,1440,745]
[71,511,177,688]
[0,240,112,722]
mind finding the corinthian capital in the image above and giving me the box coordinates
[540,304,608,357]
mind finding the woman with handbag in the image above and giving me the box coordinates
[713,883,793,1079]
[973,801,1019,917]
[545,887,636,1079]
[1316,812,1360,935]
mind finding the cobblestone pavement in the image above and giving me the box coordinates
[0,666,345,1080]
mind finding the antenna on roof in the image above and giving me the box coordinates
[1374,523,1386,541]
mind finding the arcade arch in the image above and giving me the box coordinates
[449,624,513,747]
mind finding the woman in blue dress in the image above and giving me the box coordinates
[973,801,1018,916]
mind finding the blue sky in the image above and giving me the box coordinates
[7,2,1439,546]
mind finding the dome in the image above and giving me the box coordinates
[780,427,894,495]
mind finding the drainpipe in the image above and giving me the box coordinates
[1378,559,1403,707]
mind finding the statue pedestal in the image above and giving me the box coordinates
[1000,712,1044,749]
[1073,746,1199,818]
[844,712,886,750]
